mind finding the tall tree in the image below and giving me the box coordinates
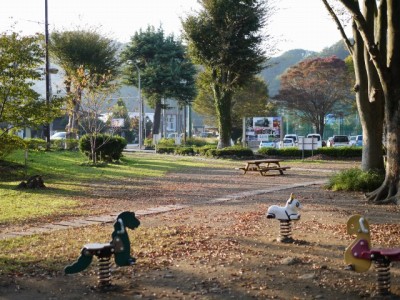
[50,29,120,138]
[322,1,399,204]
[0,31,61,137]
[182,0,269,148]
[322,0,385,174]
[194,73,275,135]
[122,26,196,137]
[277,56,351,138]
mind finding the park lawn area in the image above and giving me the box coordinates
[0,150,237,225]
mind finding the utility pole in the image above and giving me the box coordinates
[44,0,51,150]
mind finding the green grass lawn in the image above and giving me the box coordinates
[0,150,237,225]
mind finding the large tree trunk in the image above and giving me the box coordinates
[367,82,400,204]
[365,1,400,204]
[152,100,162,135]
[212,82,233,149]
[353,25,384,172]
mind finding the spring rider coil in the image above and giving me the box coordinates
[266,194,302,243]
[65,211,140,289]
[344,214,400,296]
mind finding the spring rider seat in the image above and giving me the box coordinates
[266,193,302,243]
[344,214,400,296]
[65,211,140,288]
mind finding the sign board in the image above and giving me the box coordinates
[298,137,321,150]
[245,116,282,141]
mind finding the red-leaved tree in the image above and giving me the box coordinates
[277,56,351,137]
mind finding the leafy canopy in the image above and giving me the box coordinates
[122,26,197,107]
[0,31,58,135]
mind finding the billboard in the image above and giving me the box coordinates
[245,116,282,141]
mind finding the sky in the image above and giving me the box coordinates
[0,0,349,56]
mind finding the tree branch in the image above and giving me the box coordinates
[321,0,354,55]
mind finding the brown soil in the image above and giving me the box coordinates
[1,156,400,300]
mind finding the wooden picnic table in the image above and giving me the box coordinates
[237,159,290,176]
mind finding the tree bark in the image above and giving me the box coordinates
[212,82,233,149]
[152,100,162,135]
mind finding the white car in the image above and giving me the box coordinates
[280,138,295,148]
[259,140,276,149]
[50,132,67,140]
[284,134,298,144]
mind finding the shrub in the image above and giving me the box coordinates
[156,146,175,154]
[144,138,153,147]
[79,134,127,162]
[0,133,25,160]
[175,147,194,155]
[25,138,46,150]
[184,137,207,147]
[195,145,218,156]
[158,138,175,146]
[206,146,253,158]
[326,168,384,192]
[51,139,80,151]
[318,147,362,158]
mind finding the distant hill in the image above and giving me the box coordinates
[262,40,349,96]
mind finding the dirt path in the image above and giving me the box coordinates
[2,159,400,299]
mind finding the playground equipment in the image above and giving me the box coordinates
[344,214,400,296]
[266,193,302,242]
[65,211,140,288]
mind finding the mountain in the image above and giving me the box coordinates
[261,40,350,97]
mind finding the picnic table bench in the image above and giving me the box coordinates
[236,159,290,176]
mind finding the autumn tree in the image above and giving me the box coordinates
[321,1,400,204]
[194,73,275,140]
[182,0,269,148]
[50,29,120,138]
[121,26,196,137]
[322,0,385,174]
[72,66,118,163]
[277,56,351,137]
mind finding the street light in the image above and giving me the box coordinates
[128,60,142,148]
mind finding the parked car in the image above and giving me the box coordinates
[355,135,363,147]
[259,140,277,149]
[279,138,295,148]
[349,136,357,146]
[331,135,349,147]
[284,134,298,144]
[50,132,67,140]
[306,133,322,148]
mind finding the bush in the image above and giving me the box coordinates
[206,146,254,158]
[79,134,127,162]
[195,145,218,156]
[184,137,208,147]
[175,147,194,155]
[0,133,25,160]
[51,139,80,151]
[257,146,363,159]
[158,138,175,146]
[326,168,384,192]
[317,147,362,158]
[25,138,46,150]
[156,146,175,154]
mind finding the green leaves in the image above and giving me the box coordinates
[0,32,49,132]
